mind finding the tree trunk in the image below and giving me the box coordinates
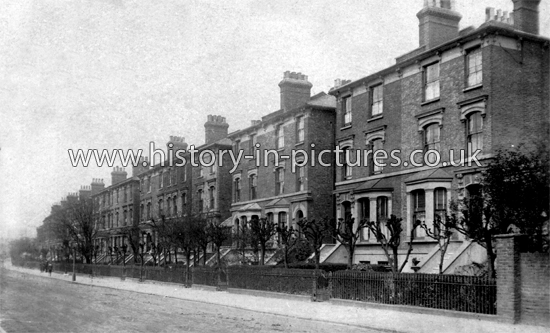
[216,247,221,268]
[185,252,191,286]
[392,246,399,273]
[484,232,496,278]
[260,243,266,266]
[347,245,354,270]
[314,247,320,270]
[202,245,208,266]
[283,246,289,269]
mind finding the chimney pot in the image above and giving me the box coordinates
[278,71,312,112]
[512,0,540,34]
[417,2,462,49]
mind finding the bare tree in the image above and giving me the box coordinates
[421,213,456,274]
[336,217,368,269]
[297,218,334,270]
[51,198,97,264]
[365,215,419,273]
[276,225,299,269]
[249,217,277,265]
[208,222,231,267]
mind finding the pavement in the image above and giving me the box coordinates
[3,262,547,333]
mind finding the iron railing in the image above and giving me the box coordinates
[331,271,496,314]
[17,261,496,314]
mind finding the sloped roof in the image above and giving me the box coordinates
[354,178,394,193]
[220,217,233,227]
[238,203,262,212]
[265,198,290,208]
[307,92,336,109]
[404,169,453,185]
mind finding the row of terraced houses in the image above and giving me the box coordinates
[43,0,548,272]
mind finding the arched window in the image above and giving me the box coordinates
[342,201,352,221]
[140,204,144,221]
[146,202,151,220]
[466,184,483,225]
[372,139,384,173]
[424,123,441,164]
[198,189,203,212]
[209,186,215,210]
[158,199,164,217]
[234,178,241,202]
[249,174,257,199]
[467,112,483,157]
[342,147,352,181]
[275,169,284,195]
[296,166,305,191]
[167,199,171,217]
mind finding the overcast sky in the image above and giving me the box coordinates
[1,0,549,240]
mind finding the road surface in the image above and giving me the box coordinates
[0,268,381,333]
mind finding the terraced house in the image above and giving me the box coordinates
[227,72,336,247]
[326,0,548,272]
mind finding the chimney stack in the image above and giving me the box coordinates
[111,167,127,185]
[79,185,92,201]
[133,156,149,177]
[278,71,312,112]
[91,178,105,195]
[417,0,462,49]
[512,0,541,35]
[204,115,229,145]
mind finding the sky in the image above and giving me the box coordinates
[1,0,549,240]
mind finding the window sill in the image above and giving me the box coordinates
[295,141,305,147]
[421,98,440,106]
[463,84,483,93]
[367,115,383,123]
[340,124,352,131]
[276,147,285,153]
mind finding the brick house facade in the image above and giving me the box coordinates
[328,0,549,271]
[227,72,336,244]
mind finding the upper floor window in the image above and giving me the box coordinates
[249,174,257,200]
[210,163,216,175]
[234,178,241,202]
[297,166,305,191]
[343,96,352,125]
[173,197,177,216]
[412,189,426,226]
[466,48,482,87]
[147,177,151,192]
[297,116,305,142]
[434,188,447,223]
[123,210,127,225]
[276,126,284,149]
[371,85,383,117]
[424,62,440,101]
[199,167,204,178]
[275,168,284,195]
[158,199,164,217]
[342,147,352,181]
[159,172,163,189]
[146,202,151,220]
[467,112,483,157]
[376,196,388,222]
[167,199,171,217]
[182,193,187,207]
[183,166,187,182]
[372,139,384,174]
[233,140,240,154]
[209,186,215,210]
[249,134,256,152]
[198,189,204,212]
[424,123,441,164]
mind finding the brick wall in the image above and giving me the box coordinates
[519,252,550,326]
[496,234,550,326]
